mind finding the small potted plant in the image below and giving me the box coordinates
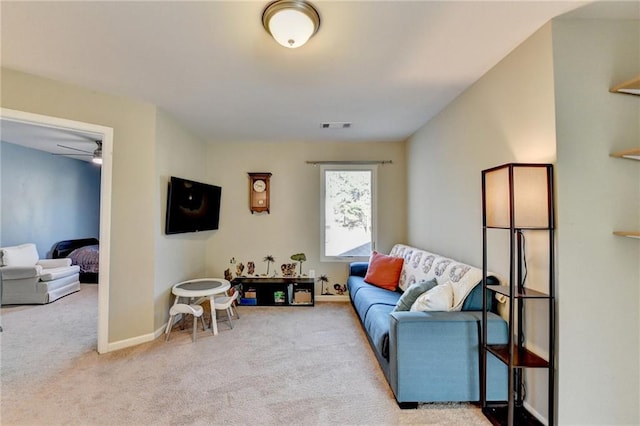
[290,253,306,276]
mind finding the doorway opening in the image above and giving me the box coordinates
[1,108,113,353]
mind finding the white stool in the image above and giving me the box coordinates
[165,303,205,342]
[214,291,240,329]
[201,291,240,330]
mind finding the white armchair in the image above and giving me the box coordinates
[0,243,80,305]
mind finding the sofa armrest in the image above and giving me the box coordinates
[37,258,72,268]
[349,262,369,278]
[389,310,491,340]
[388,310,507,402]
[0,265,43,280]
[389,310,507,349]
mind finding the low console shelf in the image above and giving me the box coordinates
[232,277,315,307]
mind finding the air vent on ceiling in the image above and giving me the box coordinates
[321,122,352,129]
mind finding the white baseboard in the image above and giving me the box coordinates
[107,331,157,352]
[105,300,348,353]
[154,323,168,339]
[315,295,349,302]
[523,401,548,426]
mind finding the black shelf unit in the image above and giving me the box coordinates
[480,163,555,426]
[232,277,314,307]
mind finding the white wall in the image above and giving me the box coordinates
[406,13,640,425]
[552,18,640,425]
[406,24,556,422]
[204,140,407,293]
[153,108,209,331]
[407,24,556,263]
[407,23,556,272]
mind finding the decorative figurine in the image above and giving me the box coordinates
[333,283,347,295]
[281,263,296,277]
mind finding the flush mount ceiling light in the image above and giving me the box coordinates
[262,0,320,49]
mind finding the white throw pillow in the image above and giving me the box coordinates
[410,281,454,312]
[0,243,39,267]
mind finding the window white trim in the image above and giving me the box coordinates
[320,164,377,262]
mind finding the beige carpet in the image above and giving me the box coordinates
[0,285,490,425]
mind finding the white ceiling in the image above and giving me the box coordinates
[0,0,619,151]
[0,120,102,162]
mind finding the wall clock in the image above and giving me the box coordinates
[248,172,272,214]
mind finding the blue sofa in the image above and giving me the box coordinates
[347,244,508,406]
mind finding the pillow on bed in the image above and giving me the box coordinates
[410,281,454,312]
[393,278,438,312]
[364,251,404,291]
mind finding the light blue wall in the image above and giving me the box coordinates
[0,141,101,257]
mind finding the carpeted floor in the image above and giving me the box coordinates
[0,285,489,425]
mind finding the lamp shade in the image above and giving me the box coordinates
[262,0,320,49]
[483,163,553,229]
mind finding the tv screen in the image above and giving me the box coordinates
[165,176,222,234]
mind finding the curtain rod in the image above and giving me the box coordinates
[305,160,393,165]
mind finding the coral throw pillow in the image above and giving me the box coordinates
[364,251,404,291]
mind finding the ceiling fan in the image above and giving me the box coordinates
[56,140,102,164]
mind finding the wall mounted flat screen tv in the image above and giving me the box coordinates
[165,176,222,234]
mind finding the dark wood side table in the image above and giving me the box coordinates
[231,277,315,307]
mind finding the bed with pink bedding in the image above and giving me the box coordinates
[52,238,99,283]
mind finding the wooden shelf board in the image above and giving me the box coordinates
[486,344,549,368]
[610,75,640,96]
[613,231,640,239]
[485,225,552,230]
[487,285,549,299]
[610,147,640,161]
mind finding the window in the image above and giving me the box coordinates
[321,164,377,262]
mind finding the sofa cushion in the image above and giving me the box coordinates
[364,303,395,360]
[0,243,39,267]
[393,278,438,312]
[347,275,372,302]
[38,258,73,269]
[352,286,400,324]
[364,251,404,291]
[39,265,80,282]
[410,281,454,312]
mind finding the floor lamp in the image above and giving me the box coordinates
[481,163,555,426]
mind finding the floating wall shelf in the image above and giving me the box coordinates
[613,231,640,239]
[610,147,640,161]
[610,148,639,239]
[610,77,639,240]
[610,75,640,96]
